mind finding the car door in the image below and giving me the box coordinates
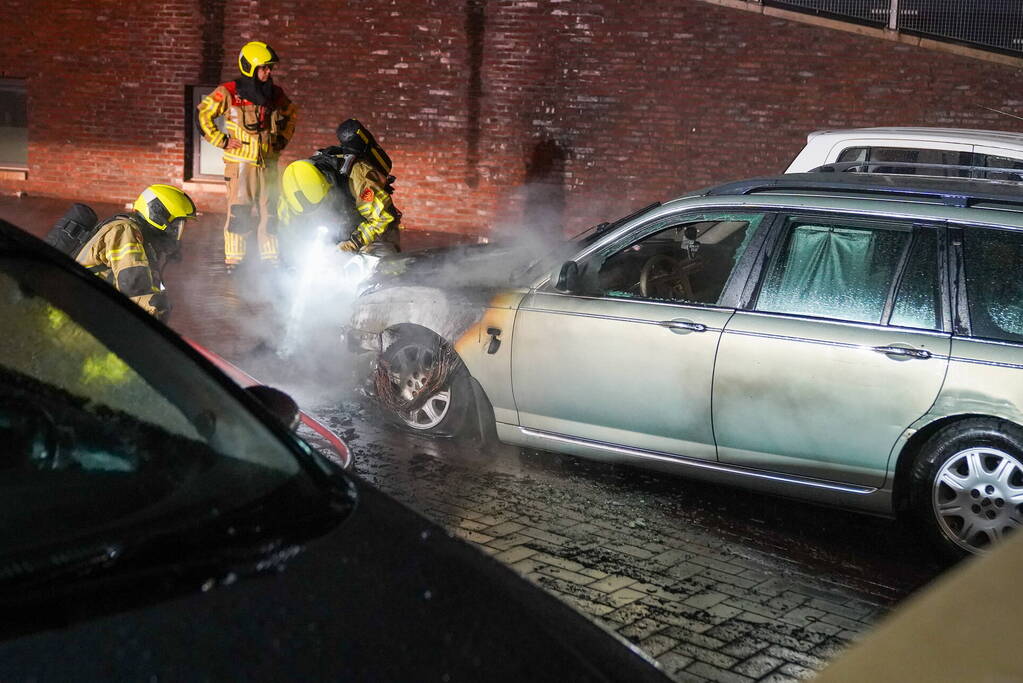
[941,225,1023,425]
[510,210,773,460]
[713,215,951,488]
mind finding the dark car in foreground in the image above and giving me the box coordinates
[0,219,668,681]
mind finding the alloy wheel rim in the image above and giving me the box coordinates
[932,446,1023,553]
[390,343,451,430]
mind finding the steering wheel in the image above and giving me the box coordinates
[639,255,692,300]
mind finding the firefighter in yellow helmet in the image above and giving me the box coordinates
[196,41,298,272]
[76,185,197,321]
[279,119,401,258]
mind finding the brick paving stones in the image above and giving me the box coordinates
[329,404,948,682]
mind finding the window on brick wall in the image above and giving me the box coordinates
[186,85,225,181]
[0,79,28,170]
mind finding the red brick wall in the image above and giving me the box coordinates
[1,0,1021,236]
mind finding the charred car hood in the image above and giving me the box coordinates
[0,475,668,682]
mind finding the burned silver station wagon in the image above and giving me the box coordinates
[345,172,1023,557]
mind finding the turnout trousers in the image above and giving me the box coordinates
[224,160,279,266]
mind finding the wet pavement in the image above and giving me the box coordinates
[1,195,949,682]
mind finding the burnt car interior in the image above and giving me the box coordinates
[594,218,758,305]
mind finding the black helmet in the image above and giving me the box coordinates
[336,119,393,175]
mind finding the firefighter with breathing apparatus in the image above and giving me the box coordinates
[74,185,197,321]
[279,118,401,259]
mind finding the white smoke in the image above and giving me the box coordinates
[213,181,615,418]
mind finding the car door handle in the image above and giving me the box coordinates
[659,319,707,333]
[872,345,932,360]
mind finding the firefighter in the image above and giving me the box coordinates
[278,119,401,258]
[196,40,298,272]
[76,185,197,321]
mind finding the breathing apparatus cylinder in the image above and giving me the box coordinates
[336,119,393,180]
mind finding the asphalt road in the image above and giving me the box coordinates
[2,195,950,682]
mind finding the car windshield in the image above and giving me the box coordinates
[0,254,313,559]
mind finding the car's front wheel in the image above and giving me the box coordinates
[910,418,1023,557]
[375,329,472,437]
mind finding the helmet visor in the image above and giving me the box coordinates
[166,217,187,241]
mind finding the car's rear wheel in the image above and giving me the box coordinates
[910,418,1023,557]
[376,329,472,436]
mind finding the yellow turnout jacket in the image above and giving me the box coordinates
[348,158,400,249]
[196,81,297,167]
[76,216,169,320]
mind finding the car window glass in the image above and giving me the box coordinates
[890,229,941,330]
[975,153,1023,181]
[0,290,200,441]
[756,219,910,323]
[595,213,765,305]
[0,258,302,555]
[836,146,973,177]
[963,228,1023,343]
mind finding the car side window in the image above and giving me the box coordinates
[962,228,1023,343]
[594,213,766,306]
[975,153,1023,181]
[889,228,941,330]
[836,147,973,177]
[756,218,912,324]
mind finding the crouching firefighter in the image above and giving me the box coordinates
[196,40,298,271]
[278,118,401,258]
[75,185,197,321]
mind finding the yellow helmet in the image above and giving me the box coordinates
[281,160,332,215]
[133,185,197,240]
[238,41,279,77]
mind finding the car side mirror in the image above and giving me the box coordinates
[552,261,579,292]
[245,385,301,433]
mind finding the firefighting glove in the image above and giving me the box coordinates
[339,239,359,253]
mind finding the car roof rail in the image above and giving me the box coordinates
[705,172,1023,209]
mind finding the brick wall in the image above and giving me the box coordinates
[1,0,1021,236]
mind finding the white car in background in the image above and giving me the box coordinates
[787,127,1023,178]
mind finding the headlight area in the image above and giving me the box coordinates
[342,326,382,354]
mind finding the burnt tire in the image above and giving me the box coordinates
[909,418,1023,558]
[377,329,472,437]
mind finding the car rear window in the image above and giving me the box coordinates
[890,229,941,331]
[757,220,911,324]
[962,228,1023,343]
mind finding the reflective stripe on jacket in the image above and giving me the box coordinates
[76,217,169,320]
[196,82,298,167]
